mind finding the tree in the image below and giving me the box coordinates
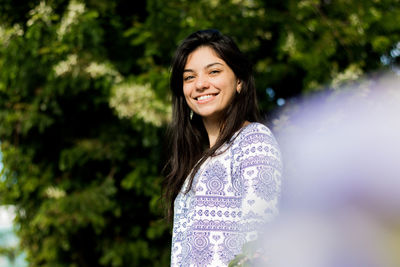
[130,0,400,111]
[0,1,170,266]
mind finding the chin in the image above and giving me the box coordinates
[196,110,216,118]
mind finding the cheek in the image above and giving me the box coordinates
[221,81,237,98]
[182,85,191,98]
[182,86,193,107]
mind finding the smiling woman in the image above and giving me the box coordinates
[163,30,283,266]
[183,46,241,142]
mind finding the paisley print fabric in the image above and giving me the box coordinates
[171,123,282,266]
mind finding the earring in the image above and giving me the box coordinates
[190,110,193,120]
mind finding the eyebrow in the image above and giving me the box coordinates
[183,62,224,73]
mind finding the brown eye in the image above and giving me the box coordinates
[184,75,195,81]
[210,70,220,75]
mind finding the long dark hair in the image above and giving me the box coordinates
[163,29,260,219]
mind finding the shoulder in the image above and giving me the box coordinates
[234,122,279,147]
[241,122,273,135]
[230,122,282,170]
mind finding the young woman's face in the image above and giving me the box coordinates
[183,46,241,122]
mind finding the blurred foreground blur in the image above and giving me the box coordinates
[261,73,400,267]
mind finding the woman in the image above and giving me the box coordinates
[164,29,282,266]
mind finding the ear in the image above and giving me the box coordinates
[236,80,242,94]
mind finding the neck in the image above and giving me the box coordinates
[202,117,251,148]
[202,117,221,148]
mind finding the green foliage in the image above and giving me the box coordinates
[0,0,399,266]
[0,1,169,266]
[126,0,400,112]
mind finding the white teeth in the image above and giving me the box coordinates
[197,95,213,101]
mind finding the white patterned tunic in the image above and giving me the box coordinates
[171,123,282,267]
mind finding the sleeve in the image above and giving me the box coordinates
[232,123,283,241]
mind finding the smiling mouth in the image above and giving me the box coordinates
[195,94,218,101]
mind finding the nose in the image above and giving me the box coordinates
[195,74,210,90]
